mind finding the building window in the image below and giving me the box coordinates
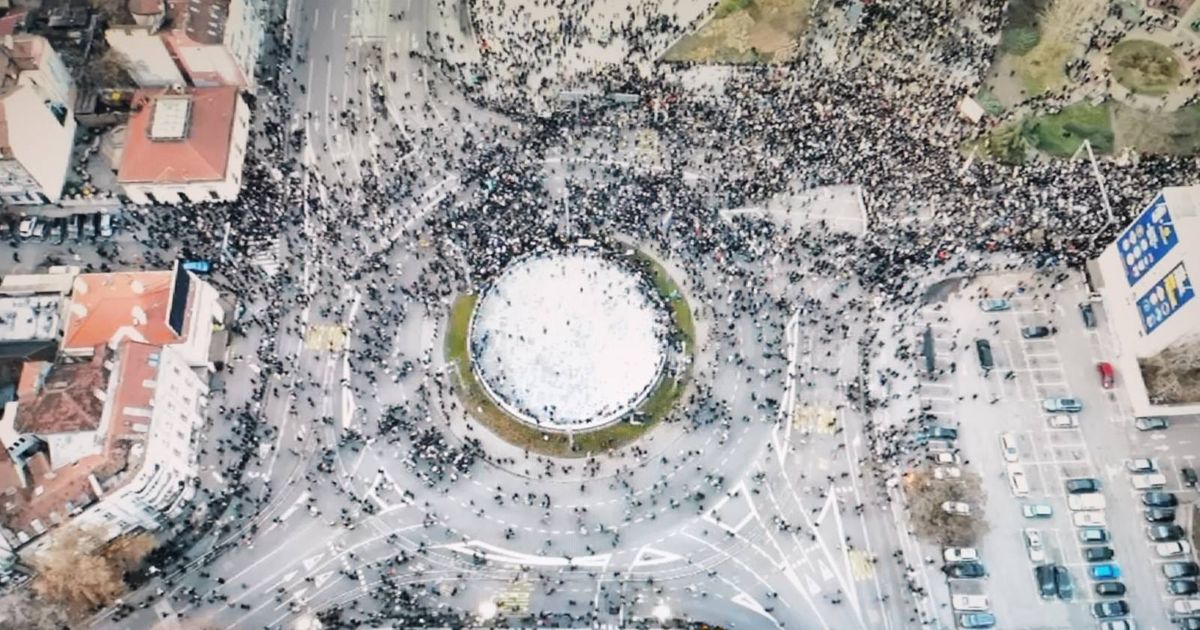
[209,190,220,200]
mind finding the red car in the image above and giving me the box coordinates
[1098,362,1115,389]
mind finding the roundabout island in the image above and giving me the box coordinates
[446,243,695,456]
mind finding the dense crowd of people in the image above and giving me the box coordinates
[80,0,1200,627]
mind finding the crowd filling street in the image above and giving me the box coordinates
[20,0,1191,628]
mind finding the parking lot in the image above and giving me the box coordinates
[917,270,1200,629]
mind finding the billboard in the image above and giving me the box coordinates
[1137,262,1194,334]
[1118,194,1178,285]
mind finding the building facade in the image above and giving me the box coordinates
[1091,185,1200,416]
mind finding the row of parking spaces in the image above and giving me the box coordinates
[1120,460,1200,622]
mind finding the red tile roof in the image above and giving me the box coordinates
[13,351,107,435]
[62,271,184,351]
[117,86,238,184]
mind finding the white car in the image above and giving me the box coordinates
[1024,528,1045,563]
[999,432,1019,462]
[1156,541,1192,557]
[1072,511,1107,527]
[1174,599,1200,614]
[1131,473,1167,490]
[933,451,960,465]
[1068,494,1107,511]
[951,594,989,611]
[943,547,979,563]
[934,466,962,480]
[941,501,971,516]
[1047,414,1078,429]
[1007,464,1030,497]
[1126,458,1157,473]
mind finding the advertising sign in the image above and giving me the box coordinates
[1137,262,1194,334]
[1118,194,1177,285]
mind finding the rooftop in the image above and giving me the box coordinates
[12,352,106,435]
[0,295,62,342]
[117,85,238,184]
[61,271,185,351]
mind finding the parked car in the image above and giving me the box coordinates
[1100,621,1135,630]
[1148,525,1186,542]
[1021,325,1053,339]
[1164,562,1200,579]
[975,339,994,370]
[999,432,1019,462]
[1024,529,1045,563]
[1079,303,1097,328]
[951,594,990,611]
[1068,493,1106,510]
[1074,511,1107,527]
[1179,618,1200,630]
[1095,581,1126,597]
[1035,564,1057,598]
[979,298,1011,312]
[1023,503,1054,518]
[1169,579,1199,596]
[1097,362,1115,388]
[941,501,971,516]
[1009,464,1030,497]
[944,561,987,578]
[1143,491,1178,507]
[30,219,45,240]
[51,218,66,244]
[1047,414,1078,429]
[1091,600,1129,619]
[1175,600,1200,615]
[1126,458,1156,473]
[1085,547,1115,563]
[1135,416,1169,431]
[1043,397,1083,413]
[1054,564,1073,600]
[1132,473,1167,490]
[1184,467,1198,488]
[1157,541,1192,557]
[1145,507,1176,523]
[933,466,962,480]
[17,216,36,239]
[1080,527,1109,544]
[1091,564,1121,580]
[98,213,113,237]
[957,612,996,629]
[943,548,978,563]
[1066,478,1102,494]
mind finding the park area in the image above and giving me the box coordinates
[663,0,812,63]
[972,0,1200,162]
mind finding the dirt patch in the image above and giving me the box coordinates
[1140,336,1200,406]
[663,0,813,64]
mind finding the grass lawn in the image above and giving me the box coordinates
[444,248,696,458]
[663,0,812,64]
[1110,39,1182,96]
[1025,102,1114,156]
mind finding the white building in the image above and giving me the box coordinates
[0,35,76,205]
[116,85,250,205]
[1091,185,1200,416]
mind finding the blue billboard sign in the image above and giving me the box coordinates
[1137,262,1194,334]
[1118,194,1177,285]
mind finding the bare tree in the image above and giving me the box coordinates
[0,587,70,630]
[30,525,129,620]
[906,468,989,548]
[80,48,136,90]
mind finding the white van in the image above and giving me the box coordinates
[1131,473,1167,490]
[951,594,990,611]
[1068,494,1107,511]
[1007,464,1030,497]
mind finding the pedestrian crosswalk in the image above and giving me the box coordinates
[849,549,876,580]
[246,235,282,276]
[495,581,532,614]
[793,404,838,435]
[305,325,347,351]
